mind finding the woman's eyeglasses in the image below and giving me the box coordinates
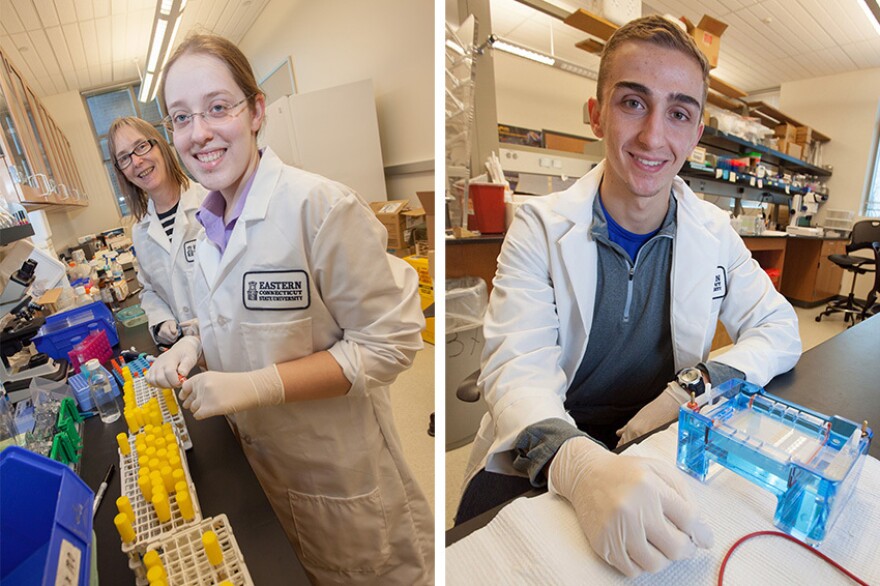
[163,96,253,132]
[115,138,158,170]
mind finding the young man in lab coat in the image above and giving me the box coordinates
[456,15,801,577]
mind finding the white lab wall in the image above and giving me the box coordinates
[40,90,125,251]
[262,80,388,201]
[495,52,598,140]
[780,67,880,299]
[238,0,434,204]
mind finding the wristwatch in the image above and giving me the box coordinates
[676,367,707,397]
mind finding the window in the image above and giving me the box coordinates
[82,83,168,217]
[864,107,880,218]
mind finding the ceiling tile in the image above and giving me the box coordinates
[25,29,58,77]
[74,0,94,21]
[62,22,87,70]
[1,0,26,35]
[111,12,125,66]
[78,19,97,62]
[93,0,110,19]
[55,0,78,25]
[33,0,60,28]
[11,0,44,31]
[95,16,111,64]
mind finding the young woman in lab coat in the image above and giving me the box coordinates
[145,34,434,585]
[108,118,207,346]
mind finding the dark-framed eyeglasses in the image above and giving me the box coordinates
[115,138,158,170]
[162,95,254,132]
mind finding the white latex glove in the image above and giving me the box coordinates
[146,336,201,389]
[616,382,690,447]
[155,320,180,345]
[549,436,713,577]
[178,365,284,420]
[178,318,199,337]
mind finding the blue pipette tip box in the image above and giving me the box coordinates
[677,379,872,545]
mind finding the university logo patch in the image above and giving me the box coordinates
[242,270,310,310]
[713,266,728,299]
[183,239,197,262]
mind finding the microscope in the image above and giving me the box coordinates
[1,252,66,393]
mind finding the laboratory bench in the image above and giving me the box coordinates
[447,314,880,545]
[79,314,310,584]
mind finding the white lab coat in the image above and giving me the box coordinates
[464,160,801,486]
[191,148,434,585]
[132,183,207,338]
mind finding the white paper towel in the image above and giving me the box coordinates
[447,424,880,585]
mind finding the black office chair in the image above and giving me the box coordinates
[816,220,880,324]
[859,241,880,321]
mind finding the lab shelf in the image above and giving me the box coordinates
[697,126,831,177]
[0,223,35,246]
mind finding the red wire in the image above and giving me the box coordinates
[718,530,870,586]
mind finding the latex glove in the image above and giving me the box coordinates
[155,320,180,345]
[616,382,690,447]
[178,318,199,337]
[179,365,284,420]
[549,436,713,577]
[146,336,201,389]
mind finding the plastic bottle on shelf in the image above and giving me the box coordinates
[85,359,120,423]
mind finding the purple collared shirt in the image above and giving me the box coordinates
[196,152,262,254]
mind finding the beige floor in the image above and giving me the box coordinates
[444,304,852,529]
[389,340,435,512]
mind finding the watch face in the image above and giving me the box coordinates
[680,368,701,385]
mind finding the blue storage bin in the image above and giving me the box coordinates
[67,365,120,413]
[0,446,94,586]
[32,302,118,361]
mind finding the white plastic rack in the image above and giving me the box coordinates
[147,514,255,586]
[133,376,193,449]
[118,431,203,572]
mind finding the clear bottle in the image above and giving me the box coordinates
[85,359,120,423]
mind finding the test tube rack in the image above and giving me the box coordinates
[119,431,203,560]
[133,376,192,450]
[145,515,255,586]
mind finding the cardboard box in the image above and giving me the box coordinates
[416,191,435,252]
[498,124,543,147]
[775,123,796,142]
[543,130,590,154]
[369,201,425,250]
[403,255,434,344]
[387,247,413,259]
[795,126,812,145]
[682,15,728,68]
[786,141,803,161]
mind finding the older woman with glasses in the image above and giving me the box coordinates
[108,117,207,347]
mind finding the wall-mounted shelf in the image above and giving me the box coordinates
[699,127,831,177]
[0,223,34,246]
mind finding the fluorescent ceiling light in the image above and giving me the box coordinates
[139,0,187,103]
[493,38,556,66]
[488,36,597,80]
[858,0,880,35]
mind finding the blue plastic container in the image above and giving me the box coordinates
[32,302,118,361]
[677,379,873,545]
[0,446,94,586]
[67,365,121,412]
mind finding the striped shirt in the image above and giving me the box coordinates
[156,202,178,242]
